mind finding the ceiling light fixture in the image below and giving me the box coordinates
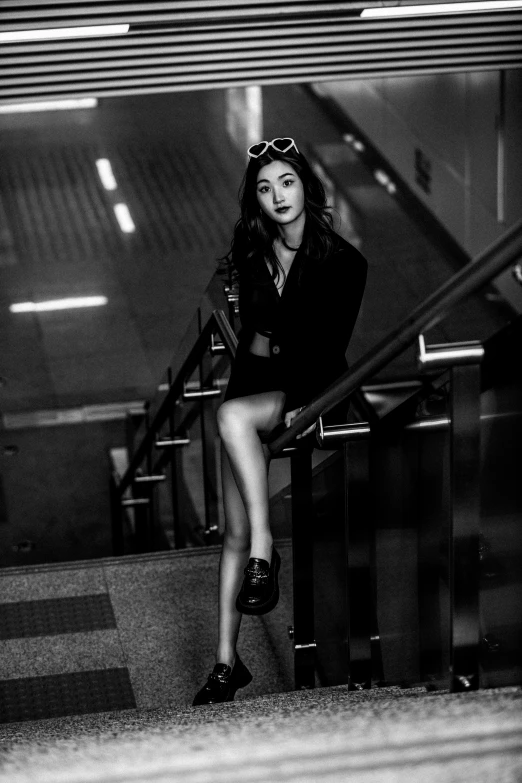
[0,24,129,44]
[114,204,136,233]
[10,296,108,313]
[0,99,98,114]
[96,159,118,191]
[361,1,522,17]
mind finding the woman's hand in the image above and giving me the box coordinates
[284,407,316,439]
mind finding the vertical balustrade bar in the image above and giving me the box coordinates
[417,336,484,692]
[199,317,220,545]
[145,408,156,551]
[449,362,482,692]
[417,427,448,686]
[133,477,150,553]
[290,447,316,690]
[110,472,124,556]
[167,367,186,549]
[345,438,373,690]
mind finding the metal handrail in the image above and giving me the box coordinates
[268,218,522,455]
[118,308,237,496]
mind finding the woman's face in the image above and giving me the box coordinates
[256,160,305,227]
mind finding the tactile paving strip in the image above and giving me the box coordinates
[0,668,136,723]
[0,595,117,640]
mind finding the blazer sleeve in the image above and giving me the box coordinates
[281,244,367,412]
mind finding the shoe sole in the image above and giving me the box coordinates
[235,550,281,616]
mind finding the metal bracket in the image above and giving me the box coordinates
[133,474,167,484]
[183,383,221,400]
[155,435,190,449]
[121,497,150,507]
[210,334,226,355]
[417,334,484,370]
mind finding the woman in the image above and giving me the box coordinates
[193,137,367,706]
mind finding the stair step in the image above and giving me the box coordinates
[0,543,295,722]
[0,686,520,783]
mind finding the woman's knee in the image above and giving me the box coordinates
[217,399,249,440]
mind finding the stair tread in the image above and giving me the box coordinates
[0,686,520,783]
[0,684,519,744]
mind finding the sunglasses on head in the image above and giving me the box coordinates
[247,137,300,159]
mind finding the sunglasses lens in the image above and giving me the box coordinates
[272,138,294,152]
[248,142,268,158]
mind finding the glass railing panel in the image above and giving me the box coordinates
[479,359,522,688]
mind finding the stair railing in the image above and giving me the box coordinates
[110,309,237,554]
[266,218,522,693]
[111,219,521,693]
[269,217,522,454]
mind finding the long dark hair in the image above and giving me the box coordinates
[222,144,336,286]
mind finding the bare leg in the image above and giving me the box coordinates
[217,391,285,562]
[216,391,285,665]
[216,443,249,667]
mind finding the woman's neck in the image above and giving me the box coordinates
[277,220,305,253]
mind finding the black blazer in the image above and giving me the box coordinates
[236,233,367,413]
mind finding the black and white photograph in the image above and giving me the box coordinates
[0,1,521,781]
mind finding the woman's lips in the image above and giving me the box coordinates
[275,206,290,213]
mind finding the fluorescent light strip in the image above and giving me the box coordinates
[361,1,522,17]
[10,296,108,313]
[0,98,98,114]
[96,159,118,191]
[0,24,129,43]
[114,203,136,233]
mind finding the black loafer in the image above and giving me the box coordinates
[192,654,252,706]
[236,548,281,616]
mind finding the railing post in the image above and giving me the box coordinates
[418,336,484,693]
[133,474,151,553]
[110,472,124,556]
[198,314,221,546]
[317,420,383,688]
[449,361,482,692]
[167,368,186,549]
[344,437,373,690]
[417,425,447,686]
[290,445,316,689]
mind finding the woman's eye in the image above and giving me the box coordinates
[283,179,294,187]
[258,186,269,194]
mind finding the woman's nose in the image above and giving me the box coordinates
[273,189,283,204]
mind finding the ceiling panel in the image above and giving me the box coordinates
[1,1,521,103]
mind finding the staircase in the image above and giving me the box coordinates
[1,546,521,782]
[0,543,294,723]
[0,681,520,782]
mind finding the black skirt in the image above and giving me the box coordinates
[224,351,284,402]
[224,350,349,429]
